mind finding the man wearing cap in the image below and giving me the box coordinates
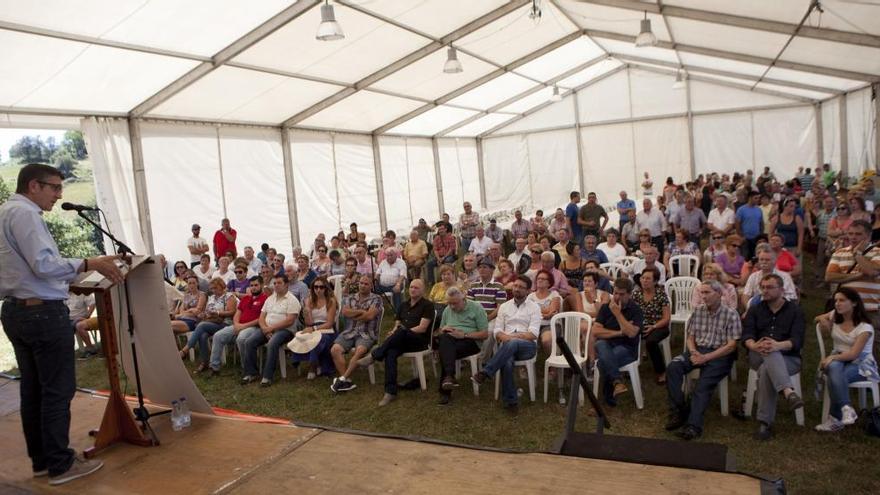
[187,224,209,268]
[467,258,508,359]
[358,279,434,406]
[213,218,237,262]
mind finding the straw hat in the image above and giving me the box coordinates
[287,331,322,354]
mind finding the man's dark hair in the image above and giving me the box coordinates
[613,277,634,293]
[516,274,533,290]
[274,274,289,284]
[16,163,62,194]
[851,219,872,234]
[248,276,262,284]
[261,243,269,251]
[570,191,580,200]
[760,273,784,289]
[748,190,760,198]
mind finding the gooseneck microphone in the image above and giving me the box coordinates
[60,202,99,212]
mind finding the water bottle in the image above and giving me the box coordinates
[179,397,191,428]
[170,400,183,431]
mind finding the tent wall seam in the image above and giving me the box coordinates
[476,138,488,210]
[815,103,824,169]
[840,95,849,177]
[572,89,587,194]
[432,138,445,215]
[215,127,228,219]
[331,134,342,237]
[372,134,388,234]
[281,129,300,248]
[128,118,154,253]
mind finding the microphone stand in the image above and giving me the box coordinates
[76,209,162,445]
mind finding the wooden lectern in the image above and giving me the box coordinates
[70,256,155,457]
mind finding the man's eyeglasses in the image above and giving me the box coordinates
[712,236,723,240]
[38,180,63,192]
[234,270,244,274]
[731,243,742,248]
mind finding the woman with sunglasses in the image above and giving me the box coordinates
[311,246,332,278]
[292,277,338,380]
[634,229,654,259]
[170,275,206,335]
[171,261,189,292]
[827,201,853,251]
[770,198,804,257]
[715,235,746,286]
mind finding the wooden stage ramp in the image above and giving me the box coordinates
[0,377,761,494]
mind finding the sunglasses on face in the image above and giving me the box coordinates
[313,285,326,289]
[731,244,742,248]
[234,270,244,274]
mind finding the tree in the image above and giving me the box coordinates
[44,211,102,258]
[53,150,77,179]
[0,178,11,204]
[61,130,88,160]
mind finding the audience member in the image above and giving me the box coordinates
[566,191,583,245]
[403,229,428,282]
[426,222,456,286]
[673,195,706,244]
[209,277,267,376]
[736,190,764,259]
[510,210,530,239]
[549,208,568,239]
[633,267,671,384]
[770,198,805,257]
[437,287,489,405]
[170,275,205,335]
[635,198,667,256]
[459,201,481,253]
[715,235,746,286]
[691,263,738,310]
[617,190,636,232]
[170,260,189,292]
[375,248,407,312]
[707,196,735,239]
[825,220,880,330]
[597,229,627,264]
[592,278,643,406]
[559,242,586,292]
[215,255,235,284]
[528,270,561,357]
[180,277,236,373]
[580,234,608,265]
[428,265,458,309]
[66,292,98,359]
[240,274,301,387]
[630,245,667,285]
[508,237,532,274]
[530,209,547,237]
[289,277,338,379]
[664,230,699,277]
[187,224,209,268]
[243,245,262,274]
[227,263,250,296]
[213,218,238,260]
[330,275,383,392]
[578,192,608,239]
[459,253,479,286]
[571,272,610,320]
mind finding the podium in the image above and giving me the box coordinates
[71,255,212,457]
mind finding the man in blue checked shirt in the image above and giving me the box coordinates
[1,164,123,486]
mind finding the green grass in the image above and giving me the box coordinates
[4,249,877,494]
[0,160,94,214]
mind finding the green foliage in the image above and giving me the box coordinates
[53,150,78,179]
[0,178,10,205]
[8,135,53,163]
[61,130,87,160]
[44,211,101,258]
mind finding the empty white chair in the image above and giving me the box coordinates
[669,254,700,278]
[744,368,805,426]
[815,324,880,422]
[682,321,729,416]
[600,262,628,281]
[544,312,591,404]
[665,277,701,327]
[617,256,640,268]
[592,338,645,409]
[455,354,481,396]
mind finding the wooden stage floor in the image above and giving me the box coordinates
[0,377,761,494]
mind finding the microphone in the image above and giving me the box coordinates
[61,202,99,212]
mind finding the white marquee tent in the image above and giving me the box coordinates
[1,0,878,263]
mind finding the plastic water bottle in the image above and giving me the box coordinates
[179,397,191,428]
[171,400,183,431]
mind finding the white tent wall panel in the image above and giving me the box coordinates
[482,135,531,212]
[377,137,439,233]
[752,106,817,178]
[577,69,631,123]
[628,69,688,118]
[525,129,579,214]
[218,127,292,257]
[689,80,799,113]
[579,122,636,208]
[633,118,692,192]
[140,122,225,265]
[846,88,877,174]
[822,98,841,170]
[333,133,381,238]
[501,94,576,135]
[289,130,339,250]
[405,139,440,228]
[693,112,754,177]
[437,138,481,217]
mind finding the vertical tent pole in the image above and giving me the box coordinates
[432,137,445,216]
[281,128,301,248]
[572,90,586,195]
[372,134,388,234]
[840,94,849,178]
[815,102,824,170]
[127,118,154,253]
[874,83,880,172]
[215,126,228,219]
[476,137,488,210]
[685,75,697,180]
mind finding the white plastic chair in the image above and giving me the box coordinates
[665,277,701,327]
[815,324,880,422]
[544,312,591,404]
[744,368,804,426]
[617,256,640,268]
[455,353,481,396]
[493,337,537,402]
[592,337,645,409]
[600,262,628,280]
[669,254,700,278]
[682,321,729,416]
[328,274,345,307]
[399,311,438,391]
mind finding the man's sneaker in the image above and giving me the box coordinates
[440,377,458,391]
[335,379,356,392]
[48,456,103,486]
[753,421,773,441]
[330,377,341,393]
[785,392,805,410]
[665,414,687,432]
[33,468,48,478]
[841,405,858,425]
[306,371,317,380]
[471,372,488,386]
[815,417,844,432]
[612,380,628,397]
[676,424,701,441]
[357,355,375,368]
[378,393,396,407]
[240,375,258,385]
[259,378,272,388]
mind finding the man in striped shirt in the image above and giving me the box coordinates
[825,220,880,332]
[665,281,741,440]
[467,259,508,358]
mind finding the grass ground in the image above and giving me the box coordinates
[3,250,879,493]
[0,160,94,215]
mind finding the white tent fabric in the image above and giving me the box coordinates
[822,97,841,170]
[378,136,439,233]
[847,88,877,174]
[483,135,531,212]
[580,122,636,205]
[525,129,579,213]
[80,117,146,255]
[437,138,481,216]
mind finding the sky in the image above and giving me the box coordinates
[0,129,68,163]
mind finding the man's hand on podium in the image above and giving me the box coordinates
[87,254,125,284]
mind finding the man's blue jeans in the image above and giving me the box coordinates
[594,339,637,401]
[186,321,225,365]
[482,339,536,406]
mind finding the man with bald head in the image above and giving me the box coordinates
[359,279,435,406]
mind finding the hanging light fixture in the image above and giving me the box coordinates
[550,85,562,102]
[634,11,657,47]
[443,47,463,74]
[672,70,686,90]
[528,0,543,25]
[316,0,345,41]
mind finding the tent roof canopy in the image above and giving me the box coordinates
[1,0,876,136]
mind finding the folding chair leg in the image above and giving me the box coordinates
[629,367,644,410]
[368,363,376,385]
[279,348,287,379]
[527,363,536,402]
[744,370,758,417]
[543,364,550,403]
[792,374,804,426]
[414,356,427,391]
[719,377,729,416]
[661,338,671,366]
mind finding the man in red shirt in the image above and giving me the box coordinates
[426,222,456,286]
[208,277,267,375]
[213,218,238,261]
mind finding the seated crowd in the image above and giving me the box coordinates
[72,164,879,440]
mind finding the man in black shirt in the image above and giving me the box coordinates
[592,278,644,406]
[358,279,434,406]
[742,273,805,440]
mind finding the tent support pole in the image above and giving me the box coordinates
[127,118,154,254]
[572,91,586,195]
[815,103,824,170]
[432,138,445,216]
[840,95,849,178]
[372,134,388,234]
[476,138,488,210]
[281,129,301,249]
[874,83,880,172]
[686,76,696,180]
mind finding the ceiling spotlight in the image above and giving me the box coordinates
[634,11,657,47]
[443,47,463,74]
[672,70,686,90]
[529,0,542,24]
[550,85,562,102]
[316,0,344,41]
